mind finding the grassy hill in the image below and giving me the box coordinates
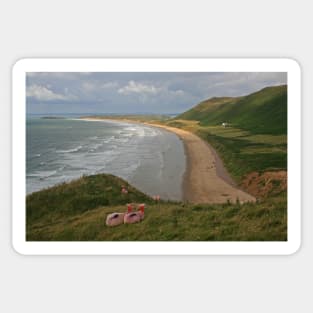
[27,174,287,241]
[27,174,152,225]
[164,85,288,184]
[177,85,287,135]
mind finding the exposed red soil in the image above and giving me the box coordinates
[240,171,287,199]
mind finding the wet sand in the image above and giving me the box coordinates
[144,123,256,204]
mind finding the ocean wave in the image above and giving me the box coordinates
[125,126,146,137]
[119,130,135,138]
[27,170,57,179]
[56,145,83,154]
[27,119,185,198]
[102,136,116,143]
[133,126,160,138]
[86,136,117,153]
[114,137,132,144]
[29,153,41,160]
[88,142,104,152]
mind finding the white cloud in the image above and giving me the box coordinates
[118,80,161,95]
[173,89,185,96]
[101,82,118,89]
[26,72,287,113]
[82,82,96,91]
[27,84,76,101]
[82,81,118,92]
[26,72,92,79]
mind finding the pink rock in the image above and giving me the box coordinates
[106,213,125,227]
[124,204,145,223]
[124,212,142,224]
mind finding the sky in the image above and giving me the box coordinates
[26,72,287,114]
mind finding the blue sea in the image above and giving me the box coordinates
[26,116,186,200]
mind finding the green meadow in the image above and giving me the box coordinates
[164,120,287,182]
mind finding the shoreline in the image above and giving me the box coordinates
[143,123,256,204]
[80,117,256,204]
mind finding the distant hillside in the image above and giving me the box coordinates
[177,85,287,135]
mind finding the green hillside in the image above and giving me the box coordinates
[27,174,153,224]
[26,174,286,241]
[177,85,287,135]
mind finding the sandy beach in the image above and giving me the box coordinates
[145,123,256,204]
[81,118,256,204]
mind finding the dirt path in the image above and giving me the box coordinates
[147,124,256,204]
